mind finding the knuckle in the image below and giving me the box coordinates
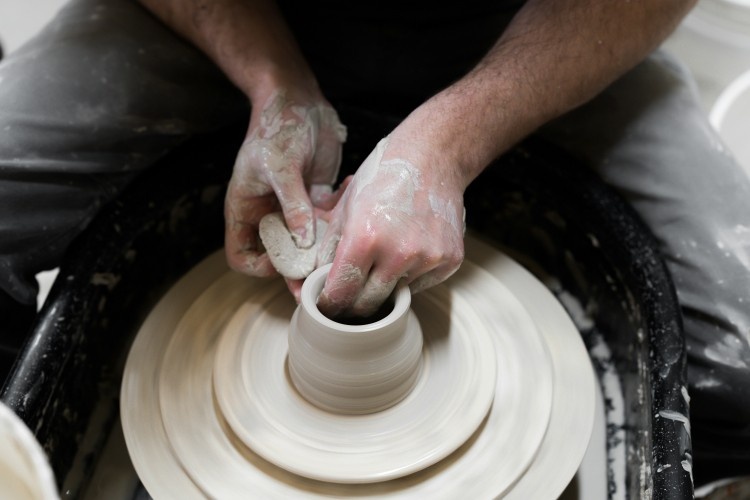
[341,232,377,258]
[449,247,465,269]
[420,247,447,269]
[284,202,312,222]
[225,252,245,273]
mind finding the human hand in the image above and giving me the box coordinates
[316,135,466,318]
[224,90,347,279]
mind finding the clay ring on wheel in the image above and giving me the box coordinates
[213,264,499,484]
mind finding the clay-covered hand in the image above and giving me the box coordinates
[224,90,347,277]
[316,136,466,318]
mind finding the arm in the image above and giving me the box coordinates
[138,0,346,285]
[392,0,698,185]
[317,0,696,317]
[137,0,314,108]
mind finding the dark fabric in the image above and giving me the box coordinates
[0,289,35,383]
[277,0,526,113]
[0,0,246,306]
[540,51,750,477]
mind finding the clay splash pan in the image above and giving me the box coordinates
[120,234,595,499]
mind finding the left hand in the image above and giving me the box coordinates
[224,89,346,283]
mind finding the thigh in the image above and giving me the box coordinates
[0,0,246,305]
[540,51,750,457]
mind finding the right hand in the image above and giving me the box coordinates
[315,135,467,319]
[224,89,347,279]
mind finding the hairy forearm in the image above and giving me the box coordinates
[394,0,697,189]
[137,0,319,103]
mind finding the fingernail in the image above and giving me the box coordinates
[292,220,314,249]
[293,229,313,249]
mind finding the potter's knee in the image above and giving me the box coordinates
[648,49,695,85]
[611,49,700,109]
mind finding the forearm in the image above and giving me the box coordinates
[137,0,320,104]
[392,0,697,189]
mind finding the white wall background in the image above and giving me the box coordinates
[0,0,67,55]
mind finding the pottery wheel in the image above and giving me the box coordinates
[121,233,596,499]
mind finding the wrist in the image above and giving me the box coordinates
[244,64,323,109]
[163,0,322,109]
[392,71,542,191]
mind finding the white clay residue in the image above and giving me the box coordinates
[681,386,690,406]
[586,330,627,500]
[704,334,749,370]
[327,262,364,289]
[259,212,327,280]
[681,452,694,484]
[316,232,340,268]
[694,377,721,389]
[546,277,595,331]
[90,272,120,290]
[234,90,346,248]
[658,410,691,435]
[350,137,435,228]
[656,463,672,473]
[428,192,464,236]
[371,158,422,221]
[352,138,389,199]
[640,456,652,499]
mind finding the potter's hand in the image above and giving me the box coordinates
[225,90,347,277]
[317,136,466,318]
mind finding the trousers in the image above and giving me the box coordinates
[1,0,748,480]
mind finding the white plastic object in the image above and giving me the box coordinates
[0,402,58,500]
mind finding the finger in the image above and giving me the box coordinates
[268,168,316,249]
[347,268,401,318]
[224,219,277,276]
[312,205,331,223]
[343,245,421,317]
[310,139,342,185]
[312,176,353,212]
[224,190,278,277]
[309,184,333,207]
[285,277,304,304]
[408,261,461,294]
[316,208,345,267]
[317,242,372,319]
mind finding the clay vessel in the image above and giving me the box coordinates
[288,264,423,414]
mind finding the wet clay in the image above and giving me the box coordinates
[259,212,327,279]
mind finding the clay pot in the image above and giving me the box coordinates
[287,264,423,415]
